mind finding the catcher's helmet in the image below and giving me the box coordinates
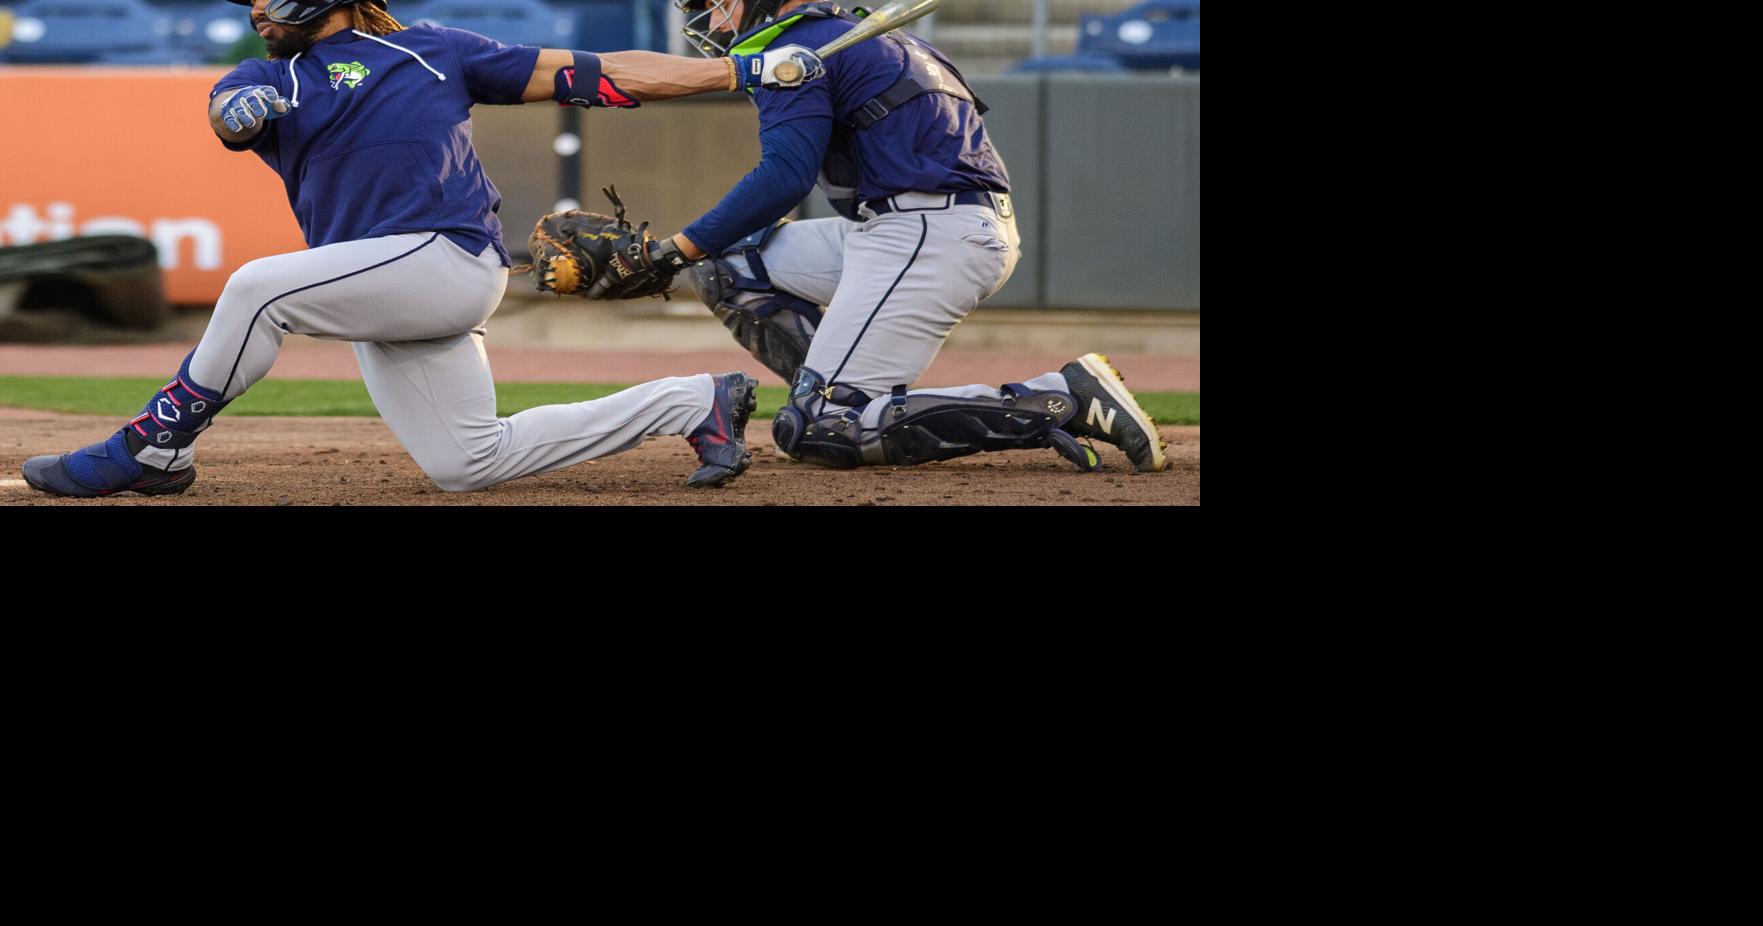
[676,0,790,57]
[225,0,386,26]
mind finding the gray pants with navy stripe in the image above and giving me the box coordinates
[740,194,1070,434]
[138,232,714,491]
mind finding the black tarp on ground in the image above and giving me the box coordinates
[0,236,169,340]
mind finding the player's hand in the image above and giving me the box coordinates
[585,234,692,299]
[222,85,291,133]
[730,45,826,91]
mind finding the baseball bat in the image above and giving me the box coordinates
[769,0,941,86]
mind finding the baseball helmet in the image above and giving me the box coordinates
[676,0,790,57]
[225,0,386,26]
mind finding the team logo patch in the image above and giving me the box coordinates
[328,61,372,90]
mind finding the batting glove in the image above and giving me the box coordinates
[731,45,826,91]
[222,85,291,133]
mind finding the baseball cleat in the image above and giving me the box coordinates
[1059,353,1167,472]
[21,430,196,498]
[685,371,759,487]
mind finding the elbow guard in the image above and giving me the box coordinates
[553,50,639,109]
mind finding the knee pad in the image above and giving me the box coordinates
[685,223,822,383]
[770,367,870,469]
[868,385,1077,467]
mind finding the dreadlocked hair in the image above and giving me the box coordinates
[350,3,404,34]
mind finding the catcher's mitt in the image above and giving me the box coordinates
[526,186,687,300]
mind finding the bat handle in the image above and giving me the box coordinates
[772,59,803,86]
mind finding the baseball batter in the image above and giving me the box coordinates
[655,0,1168,472]
[21,0,826,497]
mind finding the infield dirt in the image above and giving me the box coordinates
[1,410,1197,506]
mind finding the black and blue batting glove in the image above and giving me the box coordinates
[223,85,291,133]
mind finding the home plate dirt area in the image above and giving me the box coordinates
[1,411,1199,506]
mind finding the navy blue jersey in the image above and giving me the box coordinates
[682,11,1009,254]
[212,25,538,265]
[756,15,1009,201]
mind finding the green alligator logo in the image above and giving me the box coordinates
[327,61,371,90]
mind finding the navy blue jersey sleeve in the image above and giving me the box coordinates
[752,63,836,127]
[434,25,541,105]
[682,116,832,255]
[212,58,273,97]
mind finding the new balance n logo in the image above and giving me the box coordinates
[1086,398,1115,434]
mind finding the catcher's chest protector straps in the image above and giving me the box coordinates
[845,33,988,129]
[733,3,987,122]
[737,4,989,219]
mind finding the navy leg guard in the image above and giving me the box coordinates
[771,367,870,469]
[685,223,822,383]
[770,371,1090,471]
[866,385,1078,467]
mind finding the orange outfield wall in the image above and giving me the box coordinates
[0,68,308,304]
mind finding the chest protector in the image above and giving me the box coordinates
[733,3,990,220]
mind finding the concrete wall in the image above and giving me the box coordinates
[474,74,1200,310]
[472,97,764,257]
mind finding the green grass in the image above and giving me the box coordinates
[0,375,1198,425]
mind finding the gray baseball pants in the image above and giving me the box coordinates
[137,232,714,491]
[740,193,1071,431]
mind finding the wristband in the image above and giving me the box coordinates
[648,236,692,274]
[552,50,639,109]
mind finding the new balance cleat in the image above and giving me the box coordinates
[685,371,759,487]
[1059,353,1167,472]
[21,430,196,498]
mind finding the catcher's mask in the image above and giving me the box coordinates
[225,0,386,26]
[676,0,789,58]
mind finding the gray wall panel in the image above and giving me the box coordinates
[472,77,1200,310]
[1044,76,1199,309]
[473,99,762,263]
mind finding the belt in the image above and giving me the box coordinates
[862,190,1013,218]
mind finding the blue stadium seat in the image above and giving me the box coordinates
[0,0,193,63]
[1076,0,1200,72]
[135,1,254,63]
[571,0,634,53]
[1008,53,1130,75]
[406,0,576,48]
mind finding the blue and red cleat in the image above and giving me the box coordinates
[685,372,759,488]
[21,429,195,498]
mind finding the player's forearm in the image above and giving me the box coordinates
[599,50,735,101]
[209,88,263,144]
[521,49,733,103]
